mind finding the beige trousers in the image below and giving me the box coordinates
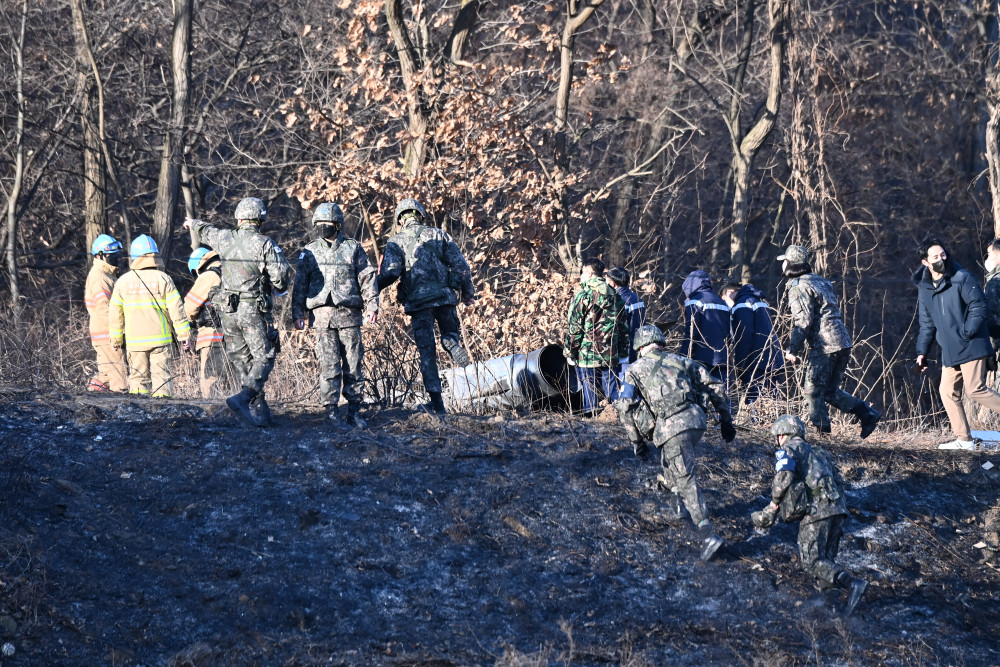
[198,343,230,399]
[940,356,1000,439]
[90,342,128,392]
[128,345,175,397]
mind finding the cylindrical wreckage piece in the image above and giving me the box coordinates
[443,344,571,410]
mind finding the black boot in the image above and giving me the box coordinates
[226,388,258,428]
[697,521,724,562]
[854,404,881,439]
[344,402,367,429]
[836,571,868,616]
[664,492,687,522]
[423,392,446,415]
[249,393,272,427]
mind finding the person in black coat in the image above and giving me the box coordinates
[914,238,1000,450]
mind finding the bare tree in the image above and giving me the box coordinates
[152,0,193,260]
[2,0,27,327]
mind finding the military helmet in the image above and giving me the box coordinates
[91,234,123,256]
[312,202,345,227]
[130,234,159,260]
[188,247,219,275]
[771,414,806,439]
[234,197,267,221]
[394,198,427,225]
[632,324,666,352]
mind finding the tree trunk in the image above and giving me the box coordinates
[554,0,606,270]
[5,0,27,329]
[152,0,192,263]
[386,0,430,180]
[730,0,788,282]
[987,3,1000,238]
[446,0,479,66]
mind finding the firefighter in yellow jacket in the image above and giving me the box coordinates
[108,235,190,397]
[85,234,128,392]
[185,247,230,398]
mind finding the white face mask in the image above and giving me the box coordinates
[987,256,997,273]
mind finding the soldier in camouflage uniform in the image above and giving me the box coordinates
[615,325,736,561]
[377,198,475,415]
[778,245,880,438]
[565,258,629,414]
[184,197,291,427]
[293,203,379,428]
[751,415,868,616]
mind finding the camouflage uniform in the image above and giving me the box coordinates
[565,276,629,412]
[292,232,378,410]
[617,346,733,538]
[377,217,474,395]
[190,219,291,396]
[785,273,869,431]
[759,435,850,588]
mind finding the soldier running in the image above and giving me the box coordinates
[293,203,379,429]
[85,234,128,392]
[778,245,880,438]
[184,197,291,427]
[751,415,868,616]
[377,198,475,415]
[615,325,736,561]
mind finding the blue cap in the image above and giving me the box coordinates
[91,234,123,256]
[130,234,159,260]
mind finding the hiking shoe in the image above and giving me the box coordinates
[344,404,367,429]
[844,577,868,617]
[938,439,976,451]
[859,407,881,439]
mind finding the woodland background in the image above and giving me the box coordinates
[3,0,1000,425]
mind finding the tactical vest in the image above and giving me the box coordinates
[302,237,365,310]
[394,224,451,309]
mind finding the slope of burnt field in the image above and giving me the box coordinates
[0,389,997,666]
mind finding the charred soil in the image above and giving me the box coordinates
[0,389,998,666]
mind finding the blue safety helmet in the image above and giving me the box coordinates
[188,247,220,275]
[130,234,159,260]
[91,234,123,256]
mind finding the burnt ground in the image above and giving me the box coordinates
[0,388,998,666]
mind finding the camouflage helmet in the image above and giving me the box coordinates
[632,324,666,352]
[234,197,266,221]
[312,202,345,227]
[771,415,806,439]
[394,198,427,225]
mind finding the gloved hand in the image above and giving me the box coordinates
[751,505,778,529]
[720,419,737,442]
[182,339,191,354]
[565,356,577,367]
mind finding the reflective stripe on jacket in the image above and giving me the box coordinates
[185,269,223,351]
[109,255,190,351]
[85,258,118,343]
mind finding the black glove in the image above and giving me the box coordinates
[720,420,737,442]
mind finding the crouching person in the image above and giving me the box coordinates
[108,235,190,397]
[751,415,868,616]
[293,203,378,428]
[615,325,737,561]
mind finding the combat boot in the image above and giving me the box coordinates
[226,387,258,428]
[697,520,724,562]
[344,403,367,429]
[854,404,881,439]
[422,391,447,415]
[249,393,272,427]
[836,571,868,616]
[664,492,687,522]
